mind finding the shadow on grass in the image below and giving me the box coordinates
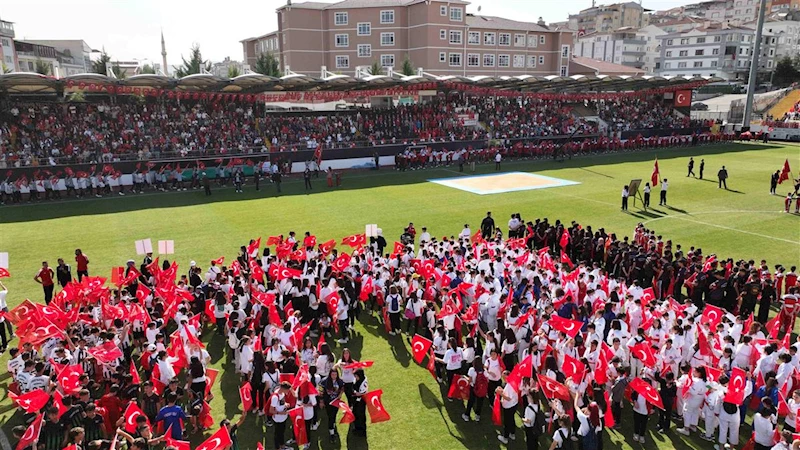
[0,143,781,224]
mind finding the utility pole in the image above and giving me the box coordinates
[742,0,768,131]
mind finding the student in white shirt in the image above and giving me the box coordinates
[495,371,519,444]
[269,382,292,450]
[436,338,464,390]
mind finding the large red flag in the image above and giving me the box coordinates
[724,367,748,405]
[364,389,391,423]
[411,334,433,365]
[603,391,615,428]
[548,315,583,338]
[701,304,724,329]
[779,159,792,184]
[123,402,150,433]
[195,426,232,450]
[562,353,586,383]
[447,375,471,401]
[506,354,534,392]
[16,413,43,450]
[537,374,571,401]
[289,407,309,446]
[492,394,503,426]
[651,158,660,186]
[331,399,355,424]
[205,368,219,397]
[630,342,658,368]
[240,382,253,412]
[595,350,609,385]
[9,390,50,414]
[629,377,664,410]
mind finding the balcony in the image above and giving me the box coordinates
[0,21,14,38]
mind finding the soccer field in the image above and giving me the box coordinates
[0,142,798,450]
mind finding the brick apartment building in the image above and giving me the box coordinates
[241,0,574,77]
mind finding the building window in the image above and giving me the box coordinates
[528,35,538,47]
[693,61,703,67]
[358,44,372,57]
[695,49,704,55]
[560,65,568,76]
[666,51,672,57]
[664,62,671,68]
[528,55,537,68]
[666,39,673,46]
[484,32,496,45]
[696,37,706,44]
[468,32,480,45]
[711,60,718,66]
[440,5,447,16]
[335,34,349,47]
[380,10,395,24]
[539,55,545,65]
[714,35,721,42]
[514,34,526,47]
[335,55,349,68]
[468,53,480,66]
[680,38,689,44]
[499,33,511,46]
[712,48,719,55]
[357,23,371,36]
[540,35,546,45]
[380,54,395,67]
[449,53,462,66]
[498,54,510,67]
[450,7,463,21]
[483,54,495,67]
[561,45,570,58]
[450,30,463,44]
[513,55,525,68]
[439,52,446,63]
[678,62,687,68]
[679,50,688,56]
[335,12,348,25]
[381,32,395,46]
[440,29,447,40]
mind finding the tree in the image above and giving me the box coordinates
[1,61,10,74]
[369,61,383,76]
[773,56,800,88]
[254,52,280,77]
[401,56,415,76]
[140,64,156,74]
[92,49,112,75]
[227,65,241,78]
[174,44,212,78]
[34,59,51,75]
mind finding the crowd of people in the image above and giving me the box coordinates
[0,93,696,169]
[5,211,800,450]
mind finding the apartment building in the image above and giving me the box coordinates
[242,0,573,77]
[638,24,667,74]
[568,2,648,35]
[573,28,645,70]
[767,0,800,13]
[23,40,94,73]
[240,31,280,69]
[764,18,800,58]
[0,17,16,72]
[657,24,777,81]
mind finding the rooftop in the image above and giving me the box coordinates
[571,56,646,75]
[465,14,550,32]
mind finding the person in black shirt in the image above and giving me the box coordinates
[56,258,73,288]
[220,411,247,450]
[40,407,67,450]
[771,170,780,195]
[83,404,106,441]
[61,396,85,431]
[480,212,495,240]
[141,382,161,424]
[654,371,677,432]
[759,279,777,324]
[304,168,312,191]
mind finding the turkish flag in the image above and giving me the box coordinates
[392,241,405,255]
[562,353,586,383]
[701,304,724,329]
[674,90,691,107]
[537,374,571,401]
[289,407,309,446]
[448,375,471,401]
[123,402,150,434]
[559,229,570,251]
[292,322,312,350]
[705,365,723,383]
[594,350,609,385]
[240,382,253,411]
[560,250,574,269]
[640,287,656,307]
[52,390,68,419]
[364,389,391,423]
[724,367,748,405]
[359,277,373,301]
[411,335,433,365]
[130,363,141,385]
[57,364,84,394]
[779,159,792,184]
[331,253,351,272]
[206,368,219,397]
[426,350,437,379]
[331,399,355,424]
[630,342,658,367]
[548,315,583,338]
[506,354,534,392]
[342,361,374,370]
[266,235,282,246]
[319,239,336,256]
[9,389,50,414]
[492,394,502,425]
[16,413,43,450]
[7,299,37,324]
[341,233,367,248]
[651,158,660,187]
[0,268,9,278]
[211,256,224,266]
[196,426,232,450]
[246,237,262,256]
[165,430,191,450]
[603,391,615,428]
[629,377,664,410]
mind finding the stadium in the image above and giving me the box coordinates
[1,1,800,450]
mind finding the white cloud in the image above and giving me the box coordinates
[3,0,689,65]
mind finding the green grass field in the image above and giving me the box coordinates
[0,142,798,450]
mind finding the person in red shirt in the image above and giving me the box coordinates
[75,248,90,281]
[33,261,55,304]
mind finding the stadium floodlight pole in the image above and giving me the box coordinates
[742,0,768,132]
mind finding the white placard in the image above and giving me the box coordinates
[365,224,378,238]
[135,239,153,255]
[0,252,8,269]
[158,240,175,255]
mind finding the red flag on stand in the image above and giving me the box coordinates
[779,159,792,184]
[651,158,660,186]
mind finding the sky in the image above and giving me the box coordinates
[2,0,690,66]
